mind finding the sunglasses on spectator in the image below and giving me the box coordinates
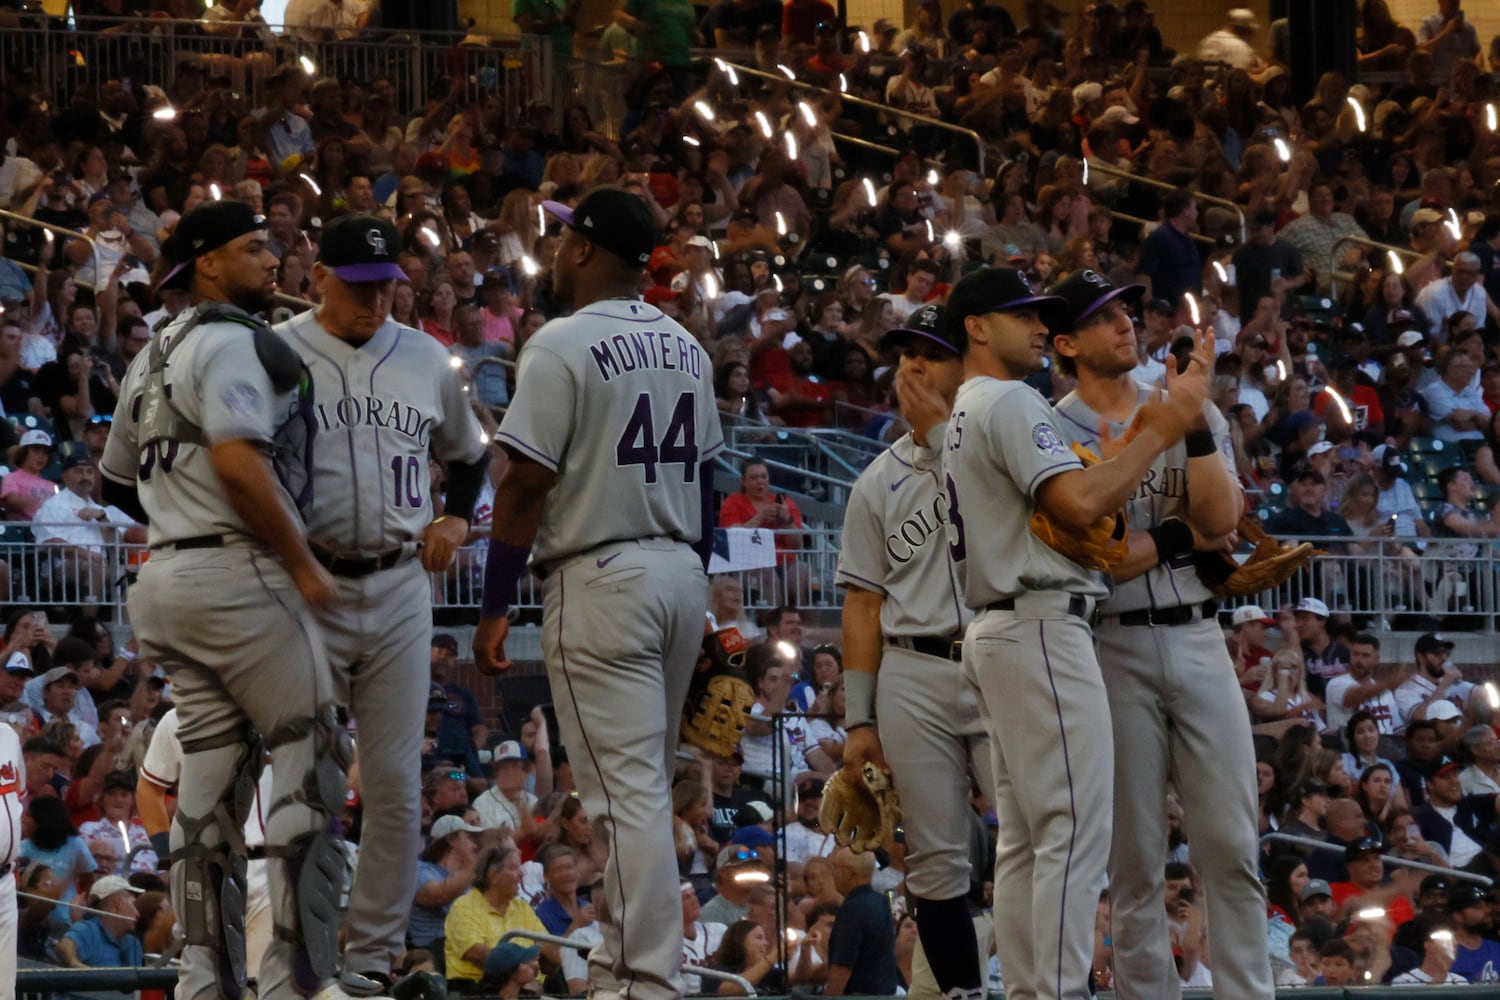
[813,643,839,655]
[443,770,466,781]
[88,414,112,426]
[726,848,760,862]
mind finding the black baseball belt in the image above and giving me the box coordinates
[1099,599,1219,628]
[986,594,1092,619]
[890,635,964,661]
[310,543,409,578]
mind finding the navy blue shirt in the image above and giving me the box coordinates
[1453,937,1500,983]
[827,884,897,994]
[1136,223,1202,309]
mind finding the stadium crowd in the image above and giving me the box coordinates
[7,0,1500,991]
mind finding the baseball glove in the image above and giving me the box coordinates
[1194,515,1320,597]
[681,626,755,758]
[819,763,901,853]
[1029,443,1129,571]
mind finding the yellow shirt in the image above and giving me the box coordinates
[443,888,548,980]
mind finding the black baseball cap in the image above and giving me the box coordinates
[543,186,659,266]
[880,303,957,356]
[318,215,408,282]
[1345,836,1386,861]
[1416,632,1455,655]
[1048,269,1145,334]
[1447,884,1489,912]
[158,201,268,291]
[941,266,1066,350]
[1419,874,1452,896]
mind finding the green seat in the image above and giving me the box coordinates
[1408,436,1447,456]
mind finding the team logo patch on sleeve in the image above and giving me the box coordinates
[1032,422,1067,456]
[222,381,263,417]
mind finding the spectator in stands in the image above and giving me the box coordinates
[33,454,141,600]
[442,844,554,987]
[1447,883,1500,982]
[1266,474,1354,611]
[1462,726,1500,797]
[409,814,483,959]
[1416,756,1499,868]
[823,848,897,995]
[710,918,781,994]
[55,875,142,968]
[702,845,767,925]
[1234,209,1307,319]
[473,741,538,838]
[1416,252,1498,337]
[540,795,608,888]
[1325,633,1406,736]
[719,459,809,600]
[1134,187,1201,309]
[532,845,594,937]
[1,431,59,522]
[1277,181,1366,293]
[1415,0,1480,85]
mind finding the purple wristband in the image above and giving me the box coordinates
[482,541,532,618]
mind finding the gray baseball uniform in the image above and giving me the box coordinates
[942,375,1110,1000]
[837,426,992,998]
[273,309,486,983]
[1053,386,1272,1000]
[100,306,341,1000]
[497,299,723,1000]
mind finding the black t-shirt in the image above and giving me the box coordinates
[700,0,780,47]
[827,884,899,993]
[0,367,36,418]
[710,787,765,844]
[1232,239,1304,319]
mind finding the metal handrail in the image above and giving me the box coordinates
[0,208,99,292]
[1329,235,1427,298]
[720,60,986,176]
[1107,208,1217,246]
[499,929,757,995]
[1260,831,1493,888]
[1083,160,1247,245]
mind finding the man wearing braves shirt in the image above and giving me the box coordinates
[679,882,726,995]
[1396,633,1473,723]
[1324,633,1408,735]
[1448,884,1500,983]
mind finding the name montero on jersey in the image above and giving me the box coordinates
[588,330,704,383]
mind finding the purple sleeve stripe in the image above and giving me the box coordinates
[494,432,559,470]
[703,440,726,460]
[1026,460,1083,497]
[835,570,887,594]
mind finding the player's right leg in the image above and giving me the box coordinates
[877,648,987,1000]
[1092,625,1178,1000]
[540,540,706,1000]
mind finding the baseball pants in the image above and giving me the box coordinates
[1094,618,1272,1000]
[877,646,994,901]
[540,538,706,1000]
[909,913,994,1000]
[0,869,14,1000]
[962,594,1111,1000]
[318,558,432,979]
[129,546,339,1000]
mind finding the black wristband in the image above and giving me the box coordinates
[844,721,874,732]
[1185,429,1216,457]
[1147,518,1194,566]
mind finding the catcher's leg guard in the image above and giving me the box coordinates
[172,730,264,999]
[263,707,353,993]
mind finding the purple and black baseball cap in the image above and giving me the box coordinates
[1048,269,1145,334]
[880,303,958,356]
[318,215,408,282]
[940,266,1067,350]
[542,186,659,266]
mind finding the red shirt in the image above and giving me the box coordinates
[1331,881,1414,927]
[1312,384,1383,431]
[720,492,804,565]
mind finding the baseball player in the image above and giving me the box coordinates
[938,266,1210,1000]
[98,201,348,1000]
[471,186,724,1000]
[1048,270,1273,999]
[273,214,489,996]
[835,304,992,1000]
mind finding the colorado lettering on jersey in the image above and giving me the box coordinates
[588,330,704,382]
[1134,465,1188,501]
[314,395,434,446]
[885,490,951,565]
